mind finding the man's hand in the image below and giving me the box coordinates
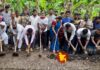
[68,41,71,47]
[83,46,86,50]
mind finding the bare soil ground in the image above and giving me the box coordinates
[0,49,100,70]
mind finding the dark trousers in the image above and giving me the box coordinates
[33,31,40,47]
[76,37,87,54]
[41,31,48,49]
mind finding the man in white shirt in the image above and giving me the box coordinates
[29,9,39,32]
[10,21,24,51]
[2,5,11,32]
[48,9,56,29]
[63,22,76,53]
[77,28,91,54]
[38,11,48,50]
[20,25,35,54]
[29,9,39,48]
[0,16,8,51]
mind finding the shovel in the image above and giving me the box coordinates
[0,37,6,57]
[38,29,43,58]
[12,36,19,57]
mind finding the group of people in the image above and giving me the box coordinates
[0,5,100,56]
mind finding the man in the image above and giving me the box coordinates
[29,9,39,32]
[63,22,76,54]
[38,11,48,50]
[10,21,24,51]
[20,25,35,54]
[77,28,91,54]
[48,9,56,29]
[0,16,8,51]
[84,14,93,30]
[15,11,21,24]
[89,29,100,50]
[29,9,39,48]
[73,13,81,28]
[93,16,100,29]
[2,5,11,32]
[47,9,56,48]
[19,9,30,27]
[62,11,73,25]
[60,12,65,18]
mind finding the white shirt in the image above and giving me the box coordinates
[10,23,24,40]
[15,16,21,24]
[77,28,91,40]
[85,19,93,29]
[29,15,39,31]
[2,12,11,26]
[21,25,35,45]
[38,17,48,32]
[48,15,56,29]
[63,23,76,41]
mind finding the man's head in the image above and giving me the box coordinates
[32,9,38,16]
[40,11,45,17]
[5,5,10,13]
[15,10,19,17]
[56,16,62,22]
[74,13,81,20]
[82,29,88,35]
[27,28,33,35]
[96,28,100,34]
[65,11,71,17]
[65,23,72,32]
[95,16,100,24]
[60,12,65,18]
[49,9,54,15]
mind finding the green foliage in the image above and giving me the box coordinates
[0,0,99,18]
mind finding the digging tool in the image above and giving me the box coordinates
[53,34,58,54]
[26,44,31,57]
[0,37,6,57]
[12,36,19,57]
[38,29,43,58]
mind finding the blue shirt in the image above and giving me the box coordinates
[62,17,73,24]
[93,22,100,29]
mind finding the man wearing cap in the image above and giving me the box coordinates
[77,28,91,54]
[63,22,76,54]
[0,16,8,50]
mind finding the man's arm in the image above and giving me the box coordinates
[24,35,29,46]
[69,25,76,41]
[30,30,35,45]
[91,37,97,46]
[84,31,91,49]
[78,38,84,49]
